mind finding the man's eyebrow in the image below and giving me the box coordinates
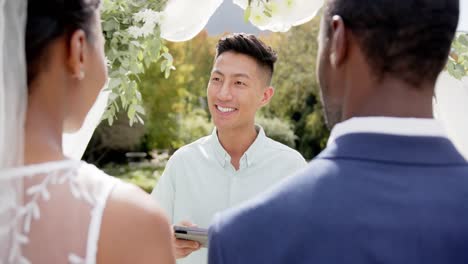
[211,70,251,79]
[232,73,251,79]
[211,69,224,76]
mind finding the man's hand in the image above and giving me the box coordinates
[173,221,201,259]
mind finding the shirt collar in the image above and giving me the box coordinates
[243,125,266,168]
[327,117,448,146]
[210,125,266,169]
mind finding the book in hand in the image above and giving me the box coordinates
[173,226,209,248]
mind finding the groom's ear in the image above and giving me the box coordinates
[67,29,87,80]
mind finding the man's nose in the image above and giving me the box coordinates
[217,82,233,101]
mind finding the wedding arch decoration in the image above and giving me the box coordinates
[63,0,468,160]
[63,0,324,159]
[99,0,326,127]
[234,0,323,32]
[97,0,468,126]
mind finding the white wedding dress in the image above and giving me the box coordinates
[0,161,122,264]
[0,1,128,262]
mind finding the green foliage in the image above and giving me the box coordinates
[108,165,160,193]
[262,19,320,119]
[84,32,216,165]
[256,115,297,147]
[138,60,182,150]
[261,17,329,159]
[102,150,170,193]
[447,33,468,80]
[139,32,216,150]
[101,0,173,127]
[175,110,214,148]
[103,163,163,193]
[83,111,146,165]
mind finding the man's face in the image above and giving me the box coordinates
[316,16,343,129]
[207,51,271,132]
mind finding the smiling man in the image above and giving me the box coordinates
[150,33,306,264]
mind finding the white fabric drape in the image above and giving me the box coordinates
[0,0,27,168]
[459,1,468,32]
[0,0,27,262]
[160,0,223,41]
[434,73,468,159]
[433,0,468,159]
[63,90,110,160]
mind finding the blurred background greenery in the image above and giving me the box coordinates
[84,17,330,192]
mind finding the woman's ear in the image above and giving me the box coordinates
[67,29,87,80]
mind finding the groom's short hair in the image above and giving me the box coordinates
[324,0,459,86]
[215,33,278,85]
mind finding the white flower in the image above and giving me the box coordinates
[234,0,324,32]
[128,9,161,38]
[128,26,144,38]
[160,0,223,42]
[139,23,156,37]
[248,2,272,28]
[133,9,162,25]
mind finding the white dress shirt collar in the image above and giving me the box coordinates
[210,125,266,169]
[328,117,448,146]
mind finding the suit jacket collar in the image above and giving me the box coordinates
[327,117,447,146]
[319,133,467,165]
[321,116,467,165]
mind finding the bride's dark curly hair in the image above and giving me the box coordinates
[26,0,101,85]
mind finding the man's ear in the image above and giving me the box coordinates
[67,29,87,80]
[329,15,348,68]
[259,86,275,107]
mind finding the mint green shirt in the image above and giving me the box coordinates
[151,126,307,264]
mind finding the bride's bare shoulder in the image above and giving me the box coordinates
[97,182,175,264]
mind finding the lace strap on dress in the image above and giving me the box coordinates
[76,163,119,264]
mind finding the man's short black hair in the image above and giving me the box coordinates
[216,33,278,85]
[325,0,459,86]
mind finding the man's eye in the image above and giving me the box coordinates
[235,81,246,86]
[212,77,221,82]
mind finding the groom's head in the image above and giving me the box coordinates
[316,0,459,128]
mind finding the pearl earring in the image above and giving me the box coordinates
[78,69,85,80]
[330,53,337,66]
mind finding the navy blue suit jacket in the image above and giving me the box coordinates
[208,133,468,264]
